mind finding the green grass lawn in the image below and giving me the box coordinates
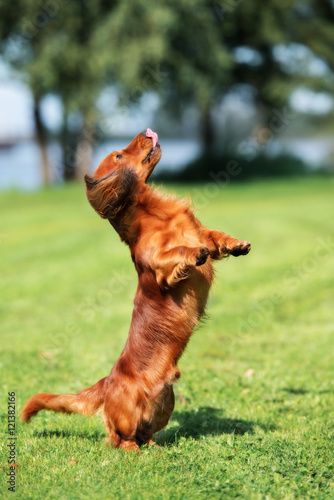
[1,176,334,499]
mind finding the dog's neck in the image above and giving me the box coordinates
[108,183,150,246]
[108,208,138,246]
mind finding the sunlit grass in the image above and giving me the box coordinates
[1,176,333,499]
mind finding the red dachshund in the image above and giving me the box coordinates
[22,129,251,451]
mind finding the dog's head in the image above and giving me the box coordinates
[85,129,161,219]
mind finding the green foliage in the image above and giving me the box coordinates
[0,0,333,179]
[1,177,334,498]
[293,0,334,75]
[1,0,331,118]
[163,0,232,109]
[92,1,174,92]
[0,0,112,114]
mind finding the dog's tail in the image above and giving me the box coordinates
[21,376,108,423]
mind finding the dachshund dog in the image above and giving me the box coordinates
[22,129,251,451]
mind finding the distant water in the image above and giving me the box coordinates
[267,137,334,168]
[0,136,332,191]
[0,138,201,191]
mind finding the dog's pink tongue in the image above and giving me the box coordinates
[146,128,158,148]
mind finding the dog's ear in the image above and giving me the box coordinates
[84,169,137,219]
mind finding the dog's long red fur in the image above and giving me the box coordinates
[22,130,251,451]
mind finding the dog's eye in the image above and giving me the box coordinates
[116,154,123,160]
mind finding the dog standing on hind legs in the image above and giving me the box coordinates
[22,128,251,451]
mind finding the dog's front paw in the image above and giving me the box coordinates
[229,241,251,256]
[195,247,210,266]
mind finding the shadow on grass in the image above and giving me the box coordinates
[31,407,275,445]
[32,428,104,441]
[157,406,275,445]
[282,387,333,395]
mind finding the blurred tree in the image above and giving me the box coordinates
[94,0,232,152]
[161,0,232,151]
[1,0,333,184]
[0,0,180,181]
[0,0,116,181]
[292,0,334,75]
[102,0,333,154]
[90,0,174,134]
[224,0,334,126]
[224,1,290,115]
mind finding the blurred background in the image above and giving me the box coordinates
[0,0,333,190]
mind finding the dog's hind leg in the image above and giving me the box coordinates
[104,425,140,452]
[102,384,141,452]
[135,385,175,447]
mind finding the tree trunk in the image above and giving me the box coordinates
[33,96,50,185]
[201,103,215,152]
[61,108,77,182]
[75,120,93,181]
